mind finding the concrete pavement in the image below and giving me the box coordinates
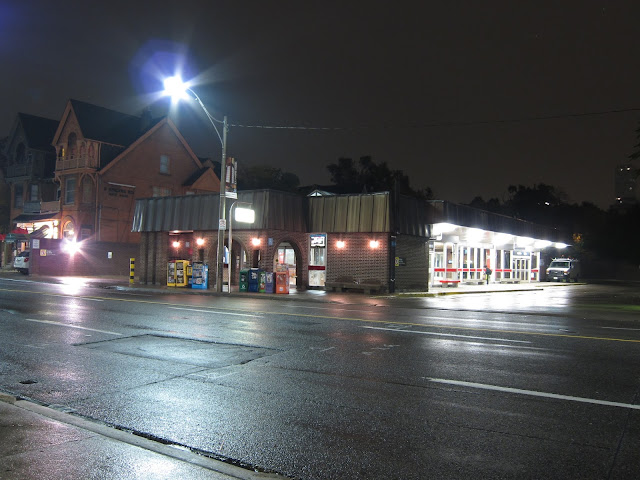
[0,392,284,480]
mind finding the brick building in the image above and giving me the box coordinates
[27,99,220,276]
[132,190,568,292]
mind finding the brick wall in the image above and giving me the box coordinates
[395,234,429,292]
[326,233,389,289]
[30,239,137,276]
[137,230,309,288]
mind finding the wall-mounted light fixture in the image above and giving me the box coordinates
[336,240,346,249]
[369,240,379,249]
[196,238,205,247]
[172,241,180,248]
[251,237,261,247]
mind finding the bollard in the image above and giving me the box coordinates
[129,258,135,284]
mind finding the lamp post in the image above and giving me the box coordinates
[163,76,228,292]
[227,201,254,294]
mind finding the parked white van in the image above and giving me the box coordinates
[546,258,580,282]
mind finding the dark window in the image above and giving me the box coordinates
[14,184,24,208]
[65,177,76,204]
[160,155,170,174]
[67,133,77,158]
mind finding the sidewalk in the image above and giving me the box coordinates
[0,270,570,302]
[0,393,284,480]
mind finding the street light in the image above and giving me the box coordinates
[227,201,255,294]
[163,75,228,293]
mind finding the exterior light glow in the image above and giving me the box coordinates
[251,237,261,246]
[172,241,180,248]
[493,233,512,245]
[516,236,534,247]
[534,240,552,249]
[336,240,346,249]
[432,223,456,236]
[163,76,190,101]
[369,240,379,249]
[466,228,484,244]
[555,242,568,249]
[196,238,205,246]
[62,239,81,255]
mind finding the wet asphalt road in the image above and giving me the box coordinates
[1,278,639,479]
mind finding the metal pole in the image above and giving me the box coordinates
[216,116,228,293]
[228,201,236,294]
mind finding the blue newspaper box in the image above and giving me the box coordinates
[264,271,275,293]
[248,268,261,292]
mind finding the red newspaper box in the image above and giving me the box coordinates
[275,271,290,294]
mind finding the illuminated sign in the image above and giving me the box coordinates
[310,234,326,247]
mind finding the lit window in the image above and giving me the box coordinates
[62,221,75,240]
[160,155,170,174]
[30,184,39,202]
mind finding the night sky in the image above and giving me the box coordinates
[2,1,639,209]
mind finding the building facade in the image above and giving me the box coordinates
[131,190,568,292]
[15,99,221,276]
[3,113,59,246]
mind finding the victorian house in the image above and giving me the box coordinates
[52,99,220,245]
[3,113,59,246]
[28,99,220,276]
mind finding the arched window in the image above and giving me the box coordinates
[62,221,75,240]
[67,133,77,158]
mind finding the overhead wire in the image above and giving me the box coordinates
[229,106,640,131]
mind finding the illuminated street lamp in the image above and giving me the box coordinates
[163,75,229,293]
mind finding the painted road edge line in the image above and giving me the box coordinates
[363,326,532,344]
[25,318,122,336]
[426,377,640,410]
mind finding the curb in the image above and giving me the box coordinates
[0,392,17,404]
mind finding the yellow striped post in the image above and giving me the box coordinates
[129,258,135,284]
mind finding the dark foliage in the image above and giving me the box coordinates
[326,156,433,200]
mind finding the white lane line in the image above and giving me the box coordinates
[601,326,640,331]
[362,326,531,344]
[168,307,260,317]
[25,318,122,336]
[426,377,640,411]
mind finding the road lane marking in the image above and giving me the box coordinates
[601,326,640,331]
[2,286,640,344]
[24,318,122,336]
[426,377,640,410]
[362,326,532,344]
[168,307,260,317]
